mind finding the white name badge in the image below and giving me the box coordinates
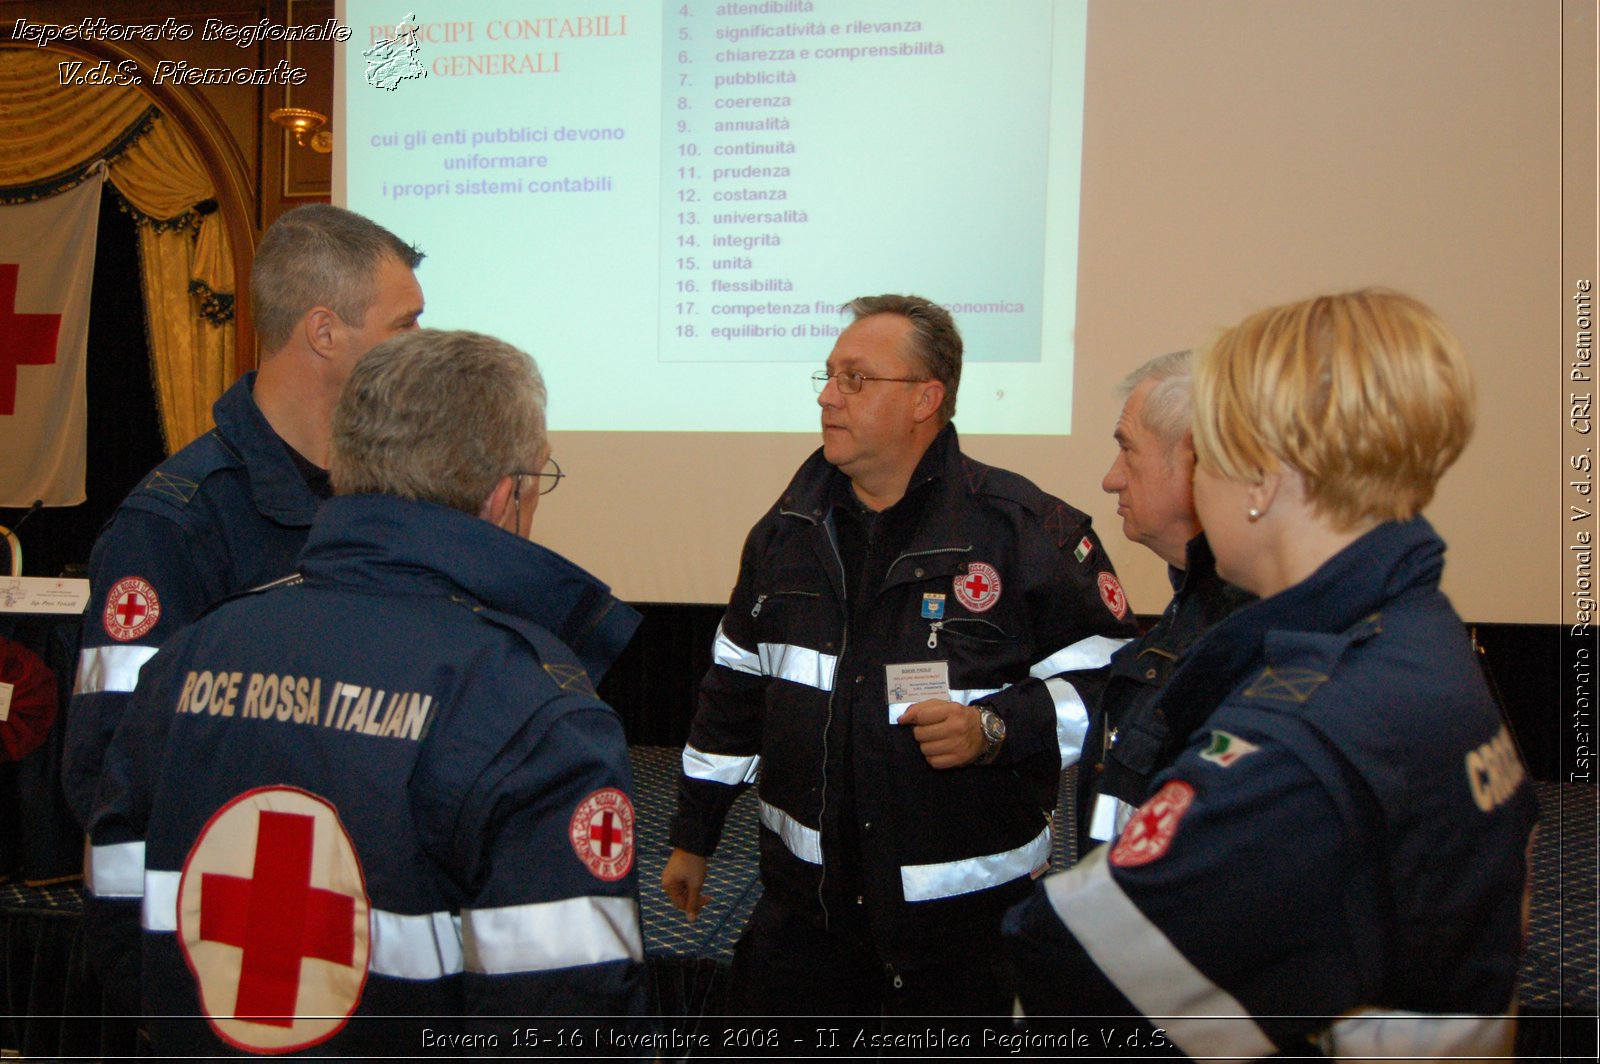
[0,680,12,723]
[885,660,949,723]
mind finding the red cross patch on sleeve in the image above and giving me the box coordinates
[1097,572,1129,620]
[1109,779,1194,869]
[569,787,635,881]
[103,576,161,642]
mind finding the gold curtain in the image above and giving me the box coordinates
[115,118,236,451]
[0,47,236,452]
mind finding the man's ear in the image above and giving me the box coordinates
[1171,430,1197,473]
[480,475,516,526]
[912,380,945,424]
[303,306,340,359]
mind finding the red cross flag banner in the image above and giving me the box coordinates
[0,170,104,507]
[178,786,371,1054]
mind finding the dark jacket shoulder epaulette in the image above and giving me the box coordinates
[121,431,241,515]
[960,455,1092,541]
[192,572,304,624]
[453,598,609,703]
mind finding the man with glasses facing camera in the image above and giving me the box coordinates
[664,294,1137,1021]
[87,330,648,1056]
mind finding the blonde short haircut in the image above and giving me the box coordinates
[1193,288,1474,529]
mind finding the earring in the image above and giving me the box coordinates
[1247,507,1261,521]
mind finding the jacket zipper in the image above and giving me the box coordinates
[750,589,820,618]
[816,532,847,930]
[779,507,843,928]
[886,545,970,649]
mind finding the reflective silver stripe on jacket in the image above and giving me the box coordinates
[760,641,837,690]
[464,895,643,974]
[1047,676,1091,768]
[712,625,761,674]
[74,645,159,695]
[1035,634,1126,767]
[1088,791,1139,843]
[88,841,146,898]
[1030,634,1128,678]
[714,626,838,692]
[1042,846,1274,1061]
[140,877,640,978]
[142,869,180,932]
[900,824,1051,903]
[759,799,822,864]
[370,909,464,978]
[682,745,761,785]
[1318,1008,1516,1060]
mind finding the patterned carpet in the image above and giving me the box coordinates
[1519,781,1599,1008]
[4,749,1594,1018]
[633,746,765,967]
[629,747,1595,1016]
[631,744,1079,967]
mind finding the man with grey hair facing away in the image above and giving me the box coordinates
[1077,350,1254,856]
[87,330,647,1056]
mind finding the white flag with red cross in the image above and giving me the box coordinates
[0,171,104,508]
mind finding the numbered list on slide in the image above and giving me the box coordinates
[658,0,1055,363]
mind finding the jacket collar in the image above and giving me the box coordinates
[212,373,322,527]
[1159,516,1446,713]
[1172,531,1221,594]
[300,494,640,681]
[782,422,965,530]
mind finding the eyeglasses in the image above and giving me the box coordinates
[507,457,562,536]
[811,370,930,395]
[511,455,564,496]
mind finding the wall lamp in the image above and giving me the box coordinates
[269,107,334,154]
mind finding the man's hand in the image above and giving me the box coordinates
[662,848,710,922]
[898,699,985,769]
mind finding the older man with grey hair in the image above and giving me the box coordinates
[87,330,647,1056]
[1076,350,1254,855]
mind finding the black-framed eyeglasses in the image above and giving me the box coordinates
[511,456,564,497]
[811,370,929,395]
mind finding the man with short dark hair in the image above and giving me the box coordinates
[663,294,1137,1018]
[65,205,424,829]
[1077,351,1254,853]
[87,330,646,1055]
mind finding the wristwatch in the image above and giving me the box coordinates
[976,705,1006,765]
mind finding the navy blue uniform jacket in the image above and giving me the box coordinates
[88,494,648,1056]
[1005,518,1538,1059]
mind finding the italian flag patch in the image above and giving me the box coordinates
[1073,536,1094,563]
[1200,730,1259,767]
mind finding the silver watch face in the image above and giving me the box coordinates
[981,709,1006,743]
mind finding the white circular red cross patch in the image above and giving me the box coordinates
[569,787,635,881]
[1109,779,1195,869]
[178,786,370,1054]
[1097,571,1129,620]
[102,577,160,642]
[953,562,1002,613]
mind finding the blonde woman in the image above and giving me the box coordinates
[1005,290,1537,1059]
